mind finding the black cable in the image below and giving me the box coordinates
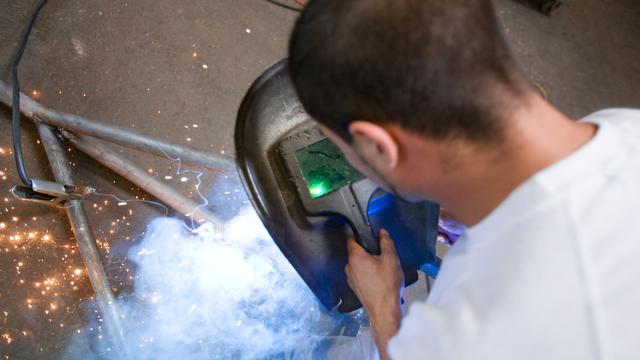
[263,0,302,12]
[11,0,48,187]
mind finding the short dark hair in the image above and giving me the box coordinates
[288,0,528,143]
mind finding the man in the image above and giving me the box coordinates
[288,0,640,359]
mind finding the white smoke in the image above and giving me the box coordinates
[66,206,375,359]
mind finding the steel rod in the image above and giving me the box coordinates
[63,132,225,231]
[0,80,237,175]
[35,121,131,359]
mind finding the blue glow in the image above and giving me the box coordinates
[367,192,395,216]
[419,260,441,278]
[367,191,441,278]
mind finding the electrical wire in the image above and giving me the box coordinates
[11,0,49,187]
[263,0,302,12]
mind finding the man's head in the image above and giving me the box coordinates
[288,0,533,202]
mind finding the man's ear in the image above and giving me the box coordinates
[348,121,399,169]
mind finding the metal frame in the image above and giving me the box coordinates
[0,79,234,356]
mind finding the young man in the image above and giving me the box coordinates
[288,0,640,359]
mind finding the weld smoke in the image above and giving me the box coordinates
[66,192,372,358]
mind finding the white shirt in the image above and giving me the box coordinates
[388,109,640,360]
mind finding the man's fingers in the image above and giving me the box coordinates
[349,231,397,257]
[379,229,398,255]
[344,264,353,282]
[347,235,366,255]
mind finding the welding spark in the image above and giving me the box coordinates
[1,121,286,357]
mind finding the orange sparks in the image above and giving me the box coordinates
[42,278,57,288]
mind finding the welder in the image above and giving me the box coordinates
[288,0,640,359]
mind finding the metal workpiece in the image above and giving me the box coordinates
[34,122,131,359]
[0,80,237,175]
[63,132,225,232]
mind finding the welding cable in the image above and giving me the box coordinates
[263,0,303,12]
[10,0,49,187]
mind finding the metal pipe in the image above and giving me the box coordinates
[64,132,225,231]
[34,121,131,359]
[0,80,237,175]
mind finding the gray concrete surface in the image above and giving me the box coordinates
[0,0,639,358]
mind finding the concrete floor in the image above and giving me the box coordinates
[0,0,639,358]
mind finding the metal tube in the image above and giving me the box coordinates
[0,80,237,175]
[64,132,225,231]
[35,121,131,359]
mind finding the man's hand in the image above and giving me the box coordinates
[345,229,404,360]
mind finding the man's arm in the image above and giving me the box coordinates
[345,230,404,360]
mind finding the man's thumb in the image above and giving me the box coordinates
[379,229,397,254]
